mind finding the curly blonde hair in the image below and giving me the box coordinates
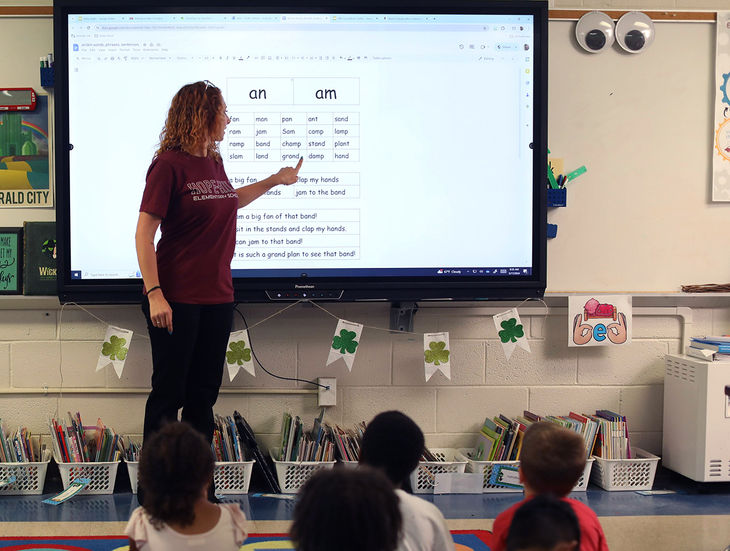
[155,81,223,162]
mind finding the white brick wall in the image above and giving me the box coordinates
[1,301,727,456]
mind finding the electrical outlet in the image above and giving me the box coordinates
[318,377,336,407]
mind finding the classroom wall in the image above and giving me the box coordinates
[1,300,729,455]
[1,6,729,455]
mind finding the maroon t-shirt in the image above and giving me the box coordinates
[140,150,238,304]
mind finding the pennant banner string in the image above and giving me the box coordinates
[238,299,306,331]
[61,297,550,344]
[53,296,552,409]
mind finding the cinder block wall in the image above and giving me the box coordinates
[1,300,727,454]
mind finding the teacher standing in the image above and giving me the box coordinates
[135,80,302,448]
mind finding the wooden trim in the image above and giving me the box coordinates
[0,6,52,16]
[549,9,717,22]
[0,6,717,21]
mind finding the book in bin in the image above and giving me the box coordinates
[23,221,56,295]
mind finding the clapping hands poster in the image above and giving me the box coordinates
[568,295,631,348]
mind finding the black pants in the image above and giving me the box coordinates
[142,298,234,444]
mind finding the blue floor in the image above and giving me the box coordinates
[1,464,729,523]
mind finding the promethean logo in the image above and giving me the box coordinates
[295,284,315,289]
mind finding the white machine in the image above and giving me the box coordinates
[662,354,730,482]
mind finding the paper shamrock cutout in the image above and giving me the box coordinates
[425,341,450,366]
[332,329,359,354]
[226,340,252,366]
[499,318,524,343]
[101,335,128,361]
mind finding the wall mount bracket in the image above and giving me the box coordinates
[390,301,418,332]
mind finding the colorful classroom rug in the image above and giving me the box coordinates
[0,531,492,550]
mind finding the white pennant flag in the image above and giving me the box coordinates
[326,319,363,371]
[493,308,530,360]
[96,325,133,379]
[424,332,451,382]
[225,329,255,381]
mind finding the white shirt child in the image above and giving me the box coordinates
[396,489,456,551]
[125,503,247,550]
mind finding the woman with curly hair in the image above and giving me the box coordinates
[135,81,302,499]
[125,422,248,550]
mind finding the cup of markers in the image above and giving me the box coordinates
[40,53,54,68]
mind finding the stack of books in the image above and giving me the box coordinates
[48,413,122,462]
[687,336,730,361]
[474,410,624,461]
[591,410,631,459]
[544,412,600,460]
[278,409,337,462]
[121,437,141,462]
[332,422,366,462]
[212,414,248,462]
[0,420,46,462]
[475,411,542,462]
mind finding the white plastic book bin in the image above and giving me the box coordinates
[55,456,120,495]
[574,458,594,491]
[126,460,139,494]
[270,448,335,494]
[457,449,521,493]
[214,460,255,494]
[409,448,467,494]
[127,459,255,495]
[457,449,594,493]
[590,447,659,491]
[0,460,50,495]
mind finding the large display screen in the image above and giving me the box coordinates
[54,0,547,303]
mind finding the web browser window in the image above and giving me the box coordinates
[66,13,535,281]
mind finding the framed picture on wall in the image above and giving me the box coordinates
[0,227,23,294]
[0,94,52,208]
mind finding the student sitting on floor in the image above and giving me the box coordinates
[125,421,247,550]
[491,421,608,551]
[506,494,581,551]
[290,467,402,551]
[359,410,456,551]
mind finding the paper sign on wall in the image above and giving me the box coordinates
[327,319,363,371]
[568,295,632,347]
[424,332,451,381]
[712,11,730,201]
[96,326,133,378]
[493,308,530,360]
[225,329,255,381]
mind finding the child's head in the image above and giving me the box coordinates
[506,494,580,551]
[519,421,586,497]
[290,466,402,551]
[138,421,214,528]
[358,410,424,487]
